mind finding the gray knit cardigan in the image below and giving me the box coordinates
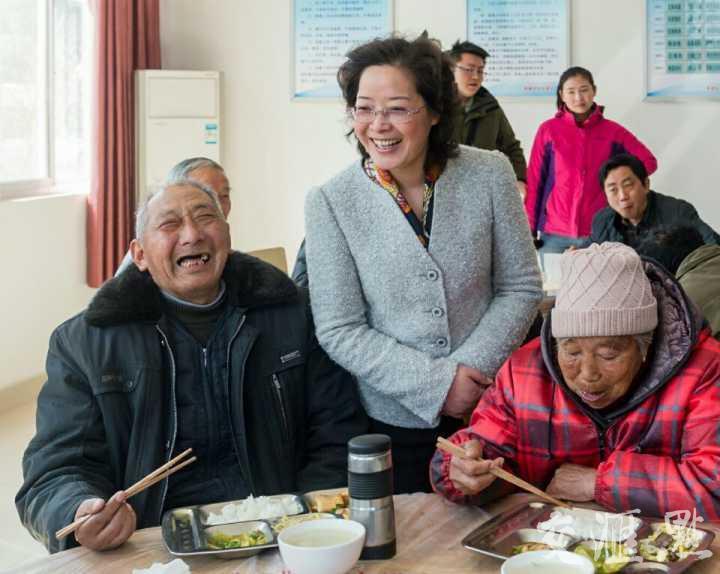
[305,146,542,428]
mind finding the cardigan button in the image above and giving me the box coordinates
[436,337,448,348]
[431,307,444,318]
[426,269,439,281]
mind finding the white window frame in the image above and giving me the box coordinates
[0,0,92,201]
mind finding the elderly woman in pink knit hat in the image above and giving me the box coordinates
[431,242,720,519]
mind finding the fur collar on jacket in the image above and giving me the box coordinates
[85,252,298,327]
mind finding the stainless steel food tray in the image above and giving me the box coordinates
[161,494,310,559]
[461,501,715,573]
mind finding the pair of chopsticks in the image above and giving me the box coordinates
[55,448,197,540]
[436,436,571,509]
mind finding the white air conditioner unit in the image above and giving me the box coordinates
[135,69,221,202]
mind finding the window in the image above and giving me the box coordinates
[0,0,93,199]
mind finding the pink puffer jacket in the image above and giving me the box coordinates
[525,106,657,238]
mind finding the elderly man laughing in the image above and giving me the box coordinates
[17,181,367,553]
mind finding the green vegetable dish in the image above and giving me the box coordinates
[574,541,632,574]
[207,530,268,549]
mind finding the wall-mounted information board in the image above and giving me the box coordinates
[646,0,720,98]
[293,0,393,99]
[467,0,570,97]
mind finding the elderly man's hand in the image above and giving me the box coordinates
[546,463,597,502]
[448,439,504,496]
[73,491,136,550]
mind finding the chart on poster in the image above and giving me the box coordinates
[467,0,570,97]
[646,0,720,98]
[292,0,393,99]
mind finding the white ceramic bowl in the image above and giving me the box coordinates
[501,550,594,574]
[278,518,366,574]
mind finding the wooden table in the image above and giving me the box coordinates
[9,494,720,574]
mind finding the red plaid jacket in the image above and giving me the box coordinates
[431,263,720,521]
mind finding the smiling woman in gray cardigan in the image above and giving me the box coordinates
[305,35,542,493]
[307,146,542,422]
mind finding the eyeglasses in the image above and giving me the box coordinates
[349,105,426,125]
[455,64,485,77]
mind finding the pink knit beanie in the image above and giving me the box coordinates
[551,242,658,338]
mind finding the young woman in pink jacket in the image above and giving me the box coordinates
[525,67,657,253]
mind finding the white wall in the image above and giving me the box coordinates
[160,0,720,267]
[0,194,96,391]
[160,0,354,265]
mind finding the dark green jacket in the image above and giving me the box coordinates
[452,87,527,181]
[16,252,367,553]
[677,245,720,339]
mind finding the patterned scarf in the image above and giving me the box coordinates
[363,158,440,248]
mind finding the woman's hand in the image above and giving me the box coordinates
[449,439,504,496]
[73,491,137,550]
[546,463,597,502]
[443,364,491,419]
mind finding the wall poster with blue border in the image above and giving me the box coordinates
[646,0,720,98]
[467,0,570,97]
[293,0,393,100]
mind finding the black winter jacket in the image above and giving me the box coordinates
[589,190,720,247]
[16,252,367,552]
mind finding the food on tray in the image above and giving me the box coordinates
[307,490,349,518]
[310,491,348,512]
[537,507,641,542]
[511,541,553,554]
[205,495,301,525]
[272,513,334,533]
[638,522,704,563]
[206,529,268,549]
[574,541,633,574]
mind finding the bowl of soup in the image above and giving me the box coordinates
[501,550,594,574]
[277,518,365,574]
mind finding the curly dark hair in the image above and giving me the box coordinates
[337,33,460,171]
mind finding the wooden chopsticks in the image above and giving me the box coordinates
[55,448,197,540]
[436,437,571,509]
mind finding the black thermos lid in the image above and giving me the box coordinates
[348,434,391,455]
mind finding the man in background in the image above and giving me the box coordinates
[18,181,367,553]
[590,153,719,247]
[447,41,527,198]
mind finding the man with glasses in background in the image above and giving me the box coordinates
[447,41,527,198]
